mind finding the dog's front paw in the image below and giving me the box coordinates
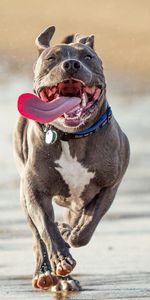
[50,251,76,276]
[32,270,58,290]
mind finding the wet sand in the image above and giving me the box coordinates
[0,72,150,299]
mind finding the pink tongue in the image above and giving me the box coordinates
[18,93,81,123]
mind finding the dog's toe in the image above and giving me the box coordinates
[32,276,39,288]
[55,257,76,276]
[32,271,58,290]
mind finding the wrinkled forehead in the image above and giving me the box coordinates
[41,43,102,62]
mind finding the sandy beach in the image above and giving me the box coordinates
[0,1,150,299]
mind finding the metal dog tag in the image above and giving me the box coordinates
[45,129,57,144]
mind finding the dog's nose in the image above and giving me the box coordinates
[62,60,81,73]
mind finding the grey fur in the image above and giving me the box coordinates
[13,27,130,289]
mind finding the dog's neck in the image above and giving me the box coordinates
[34,99,112,144]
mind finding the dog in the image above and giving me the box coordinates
[13,26,130,292]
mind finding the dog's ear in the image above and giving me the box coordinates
[35,26,55,55]
[86,35,94,49]
[75,34,94,49]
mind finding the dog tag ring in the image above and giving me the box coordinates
[45,129,58,144]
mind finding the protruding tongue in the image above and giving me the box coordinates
[18,93,81,123]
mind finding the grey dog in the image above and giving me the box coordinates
[13,26,130,292]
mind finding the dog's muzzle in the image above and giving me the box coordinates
[38,78,103,126]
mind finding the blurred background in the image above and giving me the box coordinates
[1,0,150,91]
[0,0,150,298]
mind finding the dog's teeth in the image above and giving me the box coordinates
[82,92,88,107]
[93,88,101,100]
[52,86,57,93]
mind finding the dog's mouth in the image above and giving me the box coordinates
[38,79,102,126]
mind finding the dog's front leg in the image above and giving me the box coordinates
[62,184,119,248]
[22,176,76,277]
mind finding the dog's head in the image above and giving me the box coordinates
[34,26,106,133]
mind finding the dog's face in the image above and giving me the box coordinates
[34,26,106,133]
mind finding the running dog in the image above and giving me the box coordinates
[13,26,130,292]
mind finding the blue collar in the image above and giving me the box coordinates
[42,105,112,144]
[75,105,112,136]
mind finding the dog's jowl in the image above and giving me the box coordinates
[13,26,130,292]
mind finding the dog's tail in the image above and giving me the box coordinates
[61,34,74,44]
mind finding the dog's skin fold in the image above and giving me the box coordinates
[13,26,130,292]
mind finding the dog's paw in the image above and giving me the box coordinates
[50,276,81,292]
[32,271,58,290]
[50,252,76,276]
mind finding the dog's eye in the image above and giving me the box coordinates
[47,56,56,61]
[85,55,93,61]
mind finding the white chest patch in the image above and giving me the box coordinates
[55,142,95,203]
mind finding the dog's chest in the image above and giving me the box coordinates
[55,142,95,205]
